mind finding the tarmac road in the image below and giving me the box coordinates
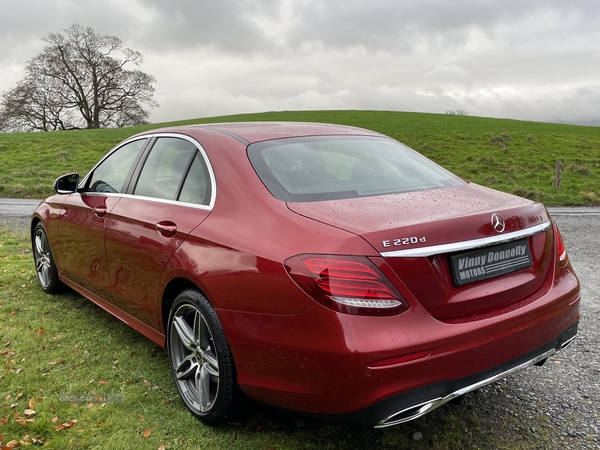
[0,198,41,216]
[1,199,599,447]
[0,198,40,233]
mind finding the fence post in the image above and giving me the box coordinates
[555,161,562,189]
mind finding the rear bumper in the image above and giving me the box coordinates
[306,322,578,428]
[218,267,580,426]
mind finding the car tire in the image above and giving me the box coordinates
[32,222,63,294]
[167,289,240,424]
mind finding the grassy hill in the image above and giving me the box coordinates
[1,110,599,205]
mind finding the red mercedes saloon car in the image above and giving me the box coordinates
[31,122,580,427]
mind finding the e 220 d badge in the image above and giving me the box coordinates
[382,236,427,248]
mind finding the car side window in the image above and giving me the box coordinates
[179,153,212,206]
[87,139,146,193]
[134,138,196,201]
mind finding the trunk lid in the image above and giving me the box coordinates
[287,184,554,319]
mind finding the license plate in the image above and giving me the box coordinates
[450,238,533,286]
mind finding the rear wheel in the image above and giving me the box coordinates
[167,289,240,424]
[32,222,62,294]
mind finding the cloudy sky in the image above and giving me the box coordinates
[1,0,599,125]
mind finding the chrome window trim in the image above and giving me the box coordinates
[120,193,213,211]
[68,191,212,211]
[381,220,552,258]
[133,133,217,209]
[79,133,217,209]
[72,192,122,198]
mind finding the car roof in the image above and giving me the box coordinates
[147,121,385,145]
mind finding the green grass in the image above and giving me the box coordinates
[1,110,599,205]
[0,227,581,449]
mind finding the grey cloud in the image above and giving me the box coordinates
[131,0,275,54]
[282,0,600,53]
[0,0,146,61]
[1,0,600,125]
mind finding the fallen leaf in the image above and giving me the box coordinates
[28,398,35,409]
[37,329,46,336]
[143,380,152,388]
[143,428,151,438]
[54,419,77,431]
[0,415,8,425]
[24,409,36,416]
[163,400,169,405]
[158,445,166,450]
[4,440,19,449]
[98,380,109,385]
[10,403,18,409]
[52,417,59,423]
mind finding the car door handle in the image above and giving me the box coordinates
[156,221,177,238]
[94,206,107,217]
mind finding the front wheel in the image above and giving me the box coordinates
[167,289,241,424]
[32,222,63,294]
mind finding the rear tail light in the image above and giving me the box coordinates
[553,222,568,267]
[285,255,409,316]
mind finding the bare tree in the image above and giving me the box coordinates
[445,110,469,116]
[0,24,157,131]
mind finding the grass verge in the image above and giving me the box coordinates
[1,110,599,205]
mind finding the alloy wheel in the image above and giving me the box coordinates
[169,302,220,413]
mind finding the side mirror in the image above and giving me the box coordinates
[54,173,80,194]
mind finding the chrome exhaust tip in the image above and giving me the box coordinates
[375,398,442,428]
[375,346,560,428]
[560,335,576,350]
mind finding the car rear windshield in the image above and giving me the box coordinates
[248,136,464,202]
